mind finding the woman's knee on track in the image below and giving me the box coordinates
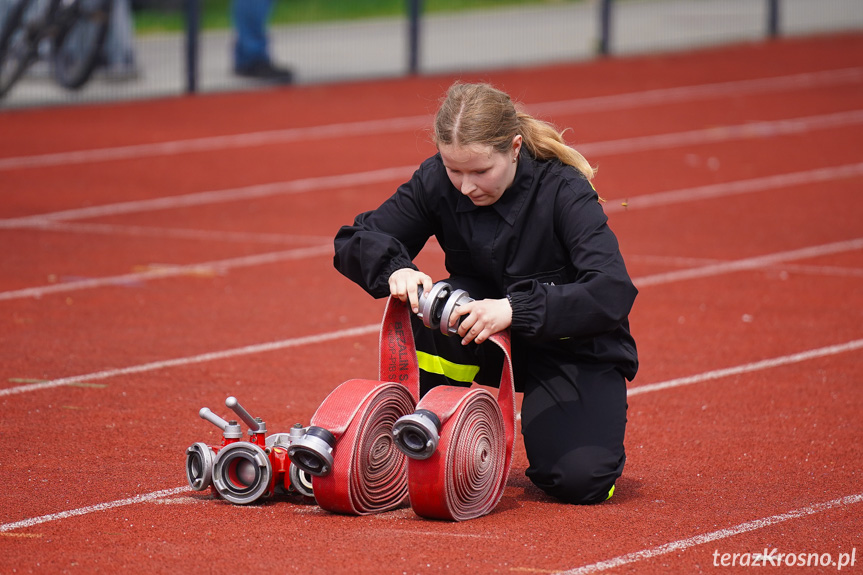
[526,445,624,505]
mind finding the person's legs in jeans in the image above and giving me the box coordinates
[231,0,270,71]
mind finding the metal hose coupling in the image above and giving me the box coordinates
[286,425,337,477]
[392,409,442,460]
[416,281,474,335]
[438,288,473,335]
[210,396,273,505]
[185,407,243,491]
[266,424,315,498]
[185,442,215,491]
[417,281,451,331]
[212,441,272,505]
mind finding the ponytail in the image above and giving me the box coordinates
[517,113,595,180]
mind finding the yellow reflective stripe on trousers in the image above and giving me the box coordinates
[416,351,479,383]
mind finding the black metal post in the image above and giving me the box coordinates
[407,0,422,75]
[598,0,612,56]
[767,0,780,38]
[184,0,201,94]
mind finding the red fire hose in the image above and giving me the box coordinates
[404,329,515,521]
[294,296,420,515]
[293,285,515,521]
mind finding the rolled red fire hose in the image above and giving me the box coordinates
[405,330,515,521]
[304,290,515,520]
[304,297,420,515]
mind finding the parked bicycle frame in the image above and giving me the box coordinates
[0,0,112,99]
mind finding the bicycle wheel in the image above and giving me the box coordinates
[52,0,111,90]
[0,0,41,99]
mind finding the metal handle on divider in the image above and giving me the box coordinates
[199,407,229,430]
[226,396,266,434]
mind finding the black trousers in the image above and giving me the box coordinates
[411,279,627,505]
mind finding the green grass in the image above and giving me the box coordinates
[133,0,582,34]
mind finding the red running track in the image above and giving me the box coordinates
[0,33,861,574]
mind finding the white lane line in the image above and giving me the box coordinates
[530,67,863,117]
[633,238,863,287]
[0,118,428,172]
[18,221,332,245]
[777,263,863,278]
[2,117,861,230]
[579,109,863,157]
[628,339,863,397]
[556,493,863,575]
[1,67,859,172]
[628,254,863,278]
[0,323,380,397]
[0,244,333,302]
[1,337,860,534]
[603,161,863,214]
[0,165,417,228]
[0,487,189,533]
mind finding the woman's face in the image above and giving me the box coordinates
[439,136,522,207]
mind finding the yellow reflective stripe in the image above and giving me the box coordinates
[416,351,479,383]
[606,485,615,501]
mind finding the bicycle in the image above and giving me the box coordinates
[0,0,112,99]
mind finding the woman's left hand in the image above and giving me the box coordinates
[450,298,512,345]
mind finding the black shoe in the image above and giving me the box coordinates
[235,60,294,84]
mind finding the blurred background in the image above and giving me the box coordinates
[1,0,862,109]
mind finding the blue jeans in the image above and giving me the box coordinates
[104,0,136,69]
[231,0,273,69]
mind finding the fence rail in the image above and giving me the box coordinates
[2,0,862,109]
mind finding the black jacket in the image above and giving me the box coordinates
[334,152,638,380]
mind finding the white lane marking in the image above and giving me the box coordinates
[0,166,417,227]
[579,109,863,157]
[628,339,863,397]
[2,118,861,229]
[0,244,333,302]
[0,323,380,397]
[556,493,863,574]
[530,67,863,117]
[633,238,863,287]
[19,221,332,245]
[627,254,863,278]
[0,118,428,171]
[1,67,859,172]
[0,487,189,532]
[603,162,863,214]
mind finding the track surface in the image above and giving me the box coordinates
[1,33,862,574]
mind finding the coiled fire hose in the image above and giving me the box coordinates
[289,282,515,521]
[287,295,420,515]
[394,283,516,521]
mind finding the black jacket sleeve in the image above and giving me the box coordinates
[333,163,436,298]
[507,174,637,342]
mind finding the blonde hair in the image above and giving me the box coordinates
[433,82,595,180]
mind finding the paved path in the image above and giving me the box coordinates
[2,0,862,109]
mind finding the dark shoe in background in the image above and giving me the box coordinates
[235,60,294,83]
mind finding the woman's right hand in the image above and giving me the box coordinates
[388,268,433,314]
